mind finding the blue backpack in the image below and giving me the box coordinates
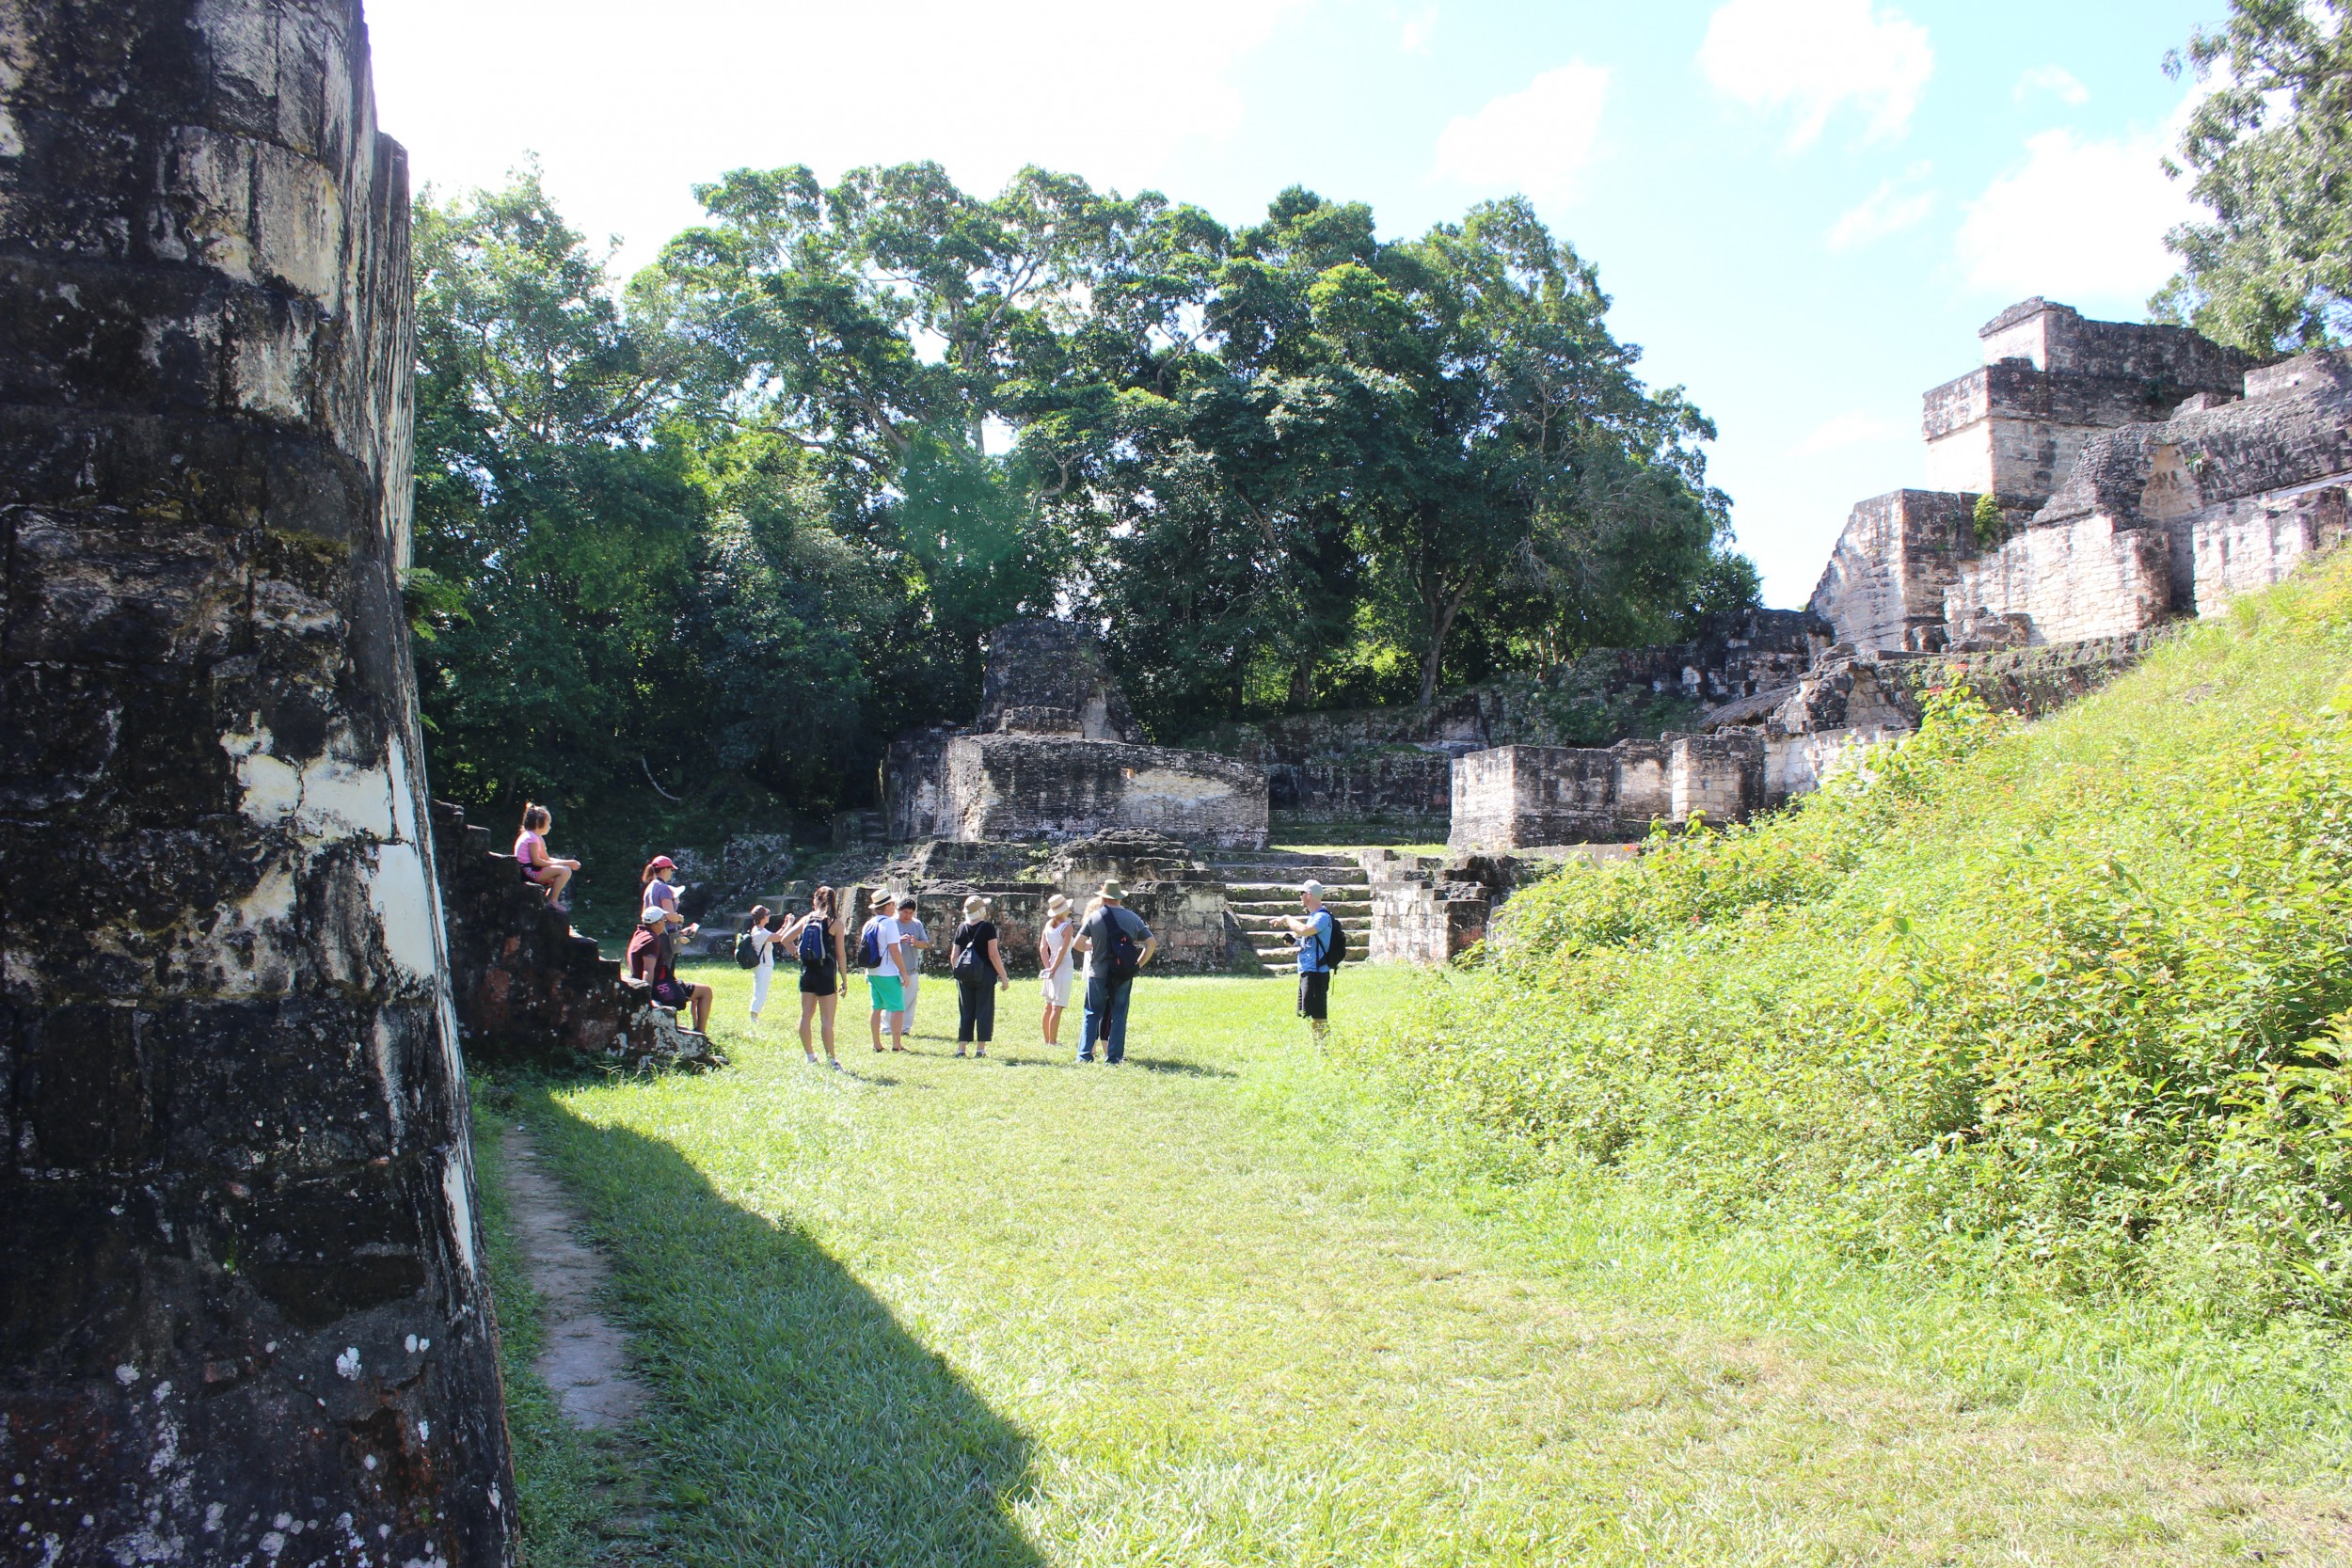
[799,916,828,965]
[858,917,884,970]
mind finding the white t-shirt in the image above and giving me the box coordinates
[865,914,904,976]
[749,926,780,969]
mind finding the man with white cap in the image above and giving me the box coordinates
[859,889,913,1053]
[1073,878,1155,1064]
[1279,879,1338,1045]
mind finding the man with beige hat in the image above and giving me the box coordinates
[1072,879,1155,1064]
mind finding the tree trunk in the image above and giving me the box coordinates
[1419,587,1468,706]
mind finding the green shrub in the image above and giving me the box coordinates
[1361,553,2352,1323]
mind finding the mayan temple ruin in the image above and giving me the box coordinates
[0,2,515,1562]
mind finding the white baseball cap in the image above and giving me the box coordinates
[1300,879,1326,899]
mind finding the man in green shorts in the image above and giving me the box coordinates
[862,889,913,1053]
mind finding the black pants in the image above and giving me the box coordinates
[956,973,995,1042]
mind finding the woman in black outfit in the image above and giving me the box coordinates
[948,895,1012,1057]
[782,886,850,1069]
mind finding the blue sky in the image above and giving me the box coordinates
[369,0,2222,607]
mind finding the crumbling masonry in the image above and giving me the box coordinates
[0,3,515,1563]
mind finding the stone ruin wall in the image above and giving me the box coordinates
[1448,734,1765,852]
[0,2,514,1562]
[941,733,1270,850]
[1943,350,2352,642]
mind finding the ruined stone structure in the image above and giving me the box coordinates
[432,802,720,1069]
[1360,847,1637,965]
[886,622,1270,849]
[0,2,515,1562]
[1921,298,2254,503]
[1811,300,2347,653]
[1448,733,1765,851]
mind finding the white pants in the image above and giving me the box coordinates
[750,962,772,1016]
[902,972,922,1032]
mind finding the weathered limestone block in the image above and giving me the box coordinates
[1807,490,1979,652]
[1940,514,2175,645]
[1448,733,1763,850]
[2190,483,2350,610]
[1923,300,2253,503]
[1942,348,2352,643]
[943,734,1269,849]
[883,723,960,841]
[430,802,721,1069]
[0,3,514,1563]
[977,620,1141,741]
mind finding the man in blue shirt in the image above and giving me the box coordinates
[1281,879,1337,1046]
[1073,879,1156,1064]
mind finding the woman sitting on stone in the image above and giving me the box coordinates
[513,802,579,912]
[631,856,711,1033]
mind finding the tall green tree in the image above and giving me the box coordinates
[2153,0,2352,353]
[408,171,706,805]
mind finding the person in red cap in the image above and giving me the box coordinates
[631,855,710,1032]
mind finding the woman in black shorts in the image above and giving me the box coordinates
[782,886,849,1069]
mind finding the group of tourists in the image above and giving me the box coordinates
[512,803,1346,1057]
[733,878,1168,1066]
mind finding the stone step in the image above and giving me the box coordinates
[1220,879,1369,896]
[1228,897,1371,912]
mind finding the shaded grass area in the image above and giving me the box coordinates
[476,963,2352,1564]
[469,1093,660,1564]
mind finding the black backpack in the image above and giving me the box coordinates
[734,928,762,969]
[1093,910,1143,981]
[1319,913,1347,969]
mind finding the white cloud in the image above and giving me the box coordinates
[1956,122,2196,306]
[1698,0,1933,150]
[1797,410,1914,455]
[1827,164,1934,250]
[2013,65,2090,106]
[1434,62,1611,204]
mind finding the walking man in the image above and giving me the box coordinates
[861,890,912,1053]
[1280,879,1338,1047]
[1073,879,1155,1064]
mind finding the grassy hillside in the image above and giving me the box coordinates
[1362,552,2352,1330]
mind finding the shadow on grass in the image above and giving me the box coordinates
[518,1084,1043,1567]
[1124,1055,1239,1079]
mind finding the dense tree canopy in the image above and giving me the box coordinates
[408,164,1754,816]
[2153,0,2351,353]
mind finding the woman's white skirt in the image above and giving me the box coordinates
[1041,966,1073,1006]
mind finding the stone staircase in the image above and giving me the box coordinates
[1199,849,1372,969]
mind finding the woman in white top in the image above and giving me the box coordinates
[1037,893,1078,1047]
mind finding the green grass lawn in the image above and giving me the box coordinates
[476,964,2352,1566]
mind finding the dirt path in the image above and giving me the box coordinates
[500,1124,647,1431]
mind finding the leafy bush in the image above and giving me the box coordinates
[1360,554,2352,1323]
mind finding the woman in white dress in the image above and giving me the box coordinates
[1038,893,1078,1048]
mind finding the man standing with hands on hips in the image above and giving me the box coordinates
[1281,879,1338,1047]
